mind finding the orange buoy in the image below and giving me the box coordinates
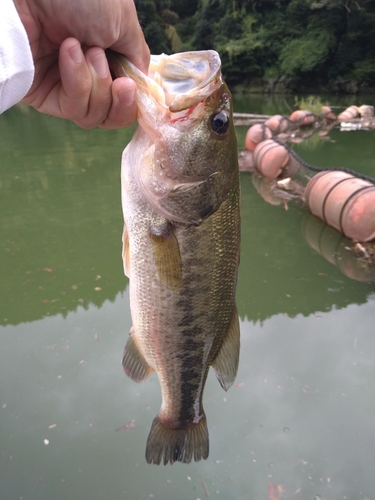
[253,139,289,178]
[305,171,375,242]
[358,105,374,118]
[303,214,375,282]
[338,105,359,121]
[245,124,272,151]
[264,114,289,134]
[321,106,336,121]
[289,109,316,126]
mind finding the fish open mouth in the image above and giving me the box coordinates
[148,51,222,112]
[107,50,223,114]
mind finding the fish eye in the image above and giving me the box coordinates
[210,111,229,135]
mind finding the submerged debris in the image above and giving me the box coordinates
[115,419,136,432]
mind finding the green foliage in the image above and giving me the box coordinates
[161,9,179,25]
[173,16,196,50]
[279,30,335,75]
[135,0,180,53]
[135,0,157,25]
[351,60,375,86]
[295,95,324,114]
[134,0,375,91]
[170,0,199,17]
[194,0,226,49]
[217,15,258,59]
[165,25,182,52]
[144,21,171,53]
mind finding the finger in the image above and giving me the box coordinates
[22,57,61,112]
[59,39,137,129]
[115,32,150,75]
[99,77,137,130]
[111,2,150,74]
[77,46,113,129]
[58,38,93,122]
[60,40,115,129]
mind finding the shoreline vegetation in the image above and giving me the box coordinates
[135,0,375,95]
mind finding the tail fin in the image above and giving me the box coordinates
[145,414,209,465]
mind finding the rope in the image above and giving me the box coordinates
[271,137,375,185]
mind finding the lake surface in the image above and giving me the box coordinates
[1,95,374,500]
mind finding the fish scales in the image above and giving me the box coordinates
[108,49,240,465]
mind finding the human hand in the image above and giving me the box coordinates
[14,0,150,129]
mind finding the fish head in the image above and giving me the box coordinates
[120,50,239,225]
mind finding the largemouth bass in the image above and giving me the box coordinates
[108,50,240,465]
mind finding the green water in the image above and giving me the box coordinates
[0,97,374,500]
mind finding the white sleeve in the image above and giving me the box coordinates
[0,0,35,114]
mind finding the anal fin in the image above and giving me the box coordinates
[122,327,154,382]
[212,305,240,391]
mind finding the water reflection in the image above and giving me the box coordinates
[303,214,375,282]
[248,172,375,283]
[1,108,373,327]
[1,101,374,499]
[1,105,133,325]
[1,292,373,499]
[238,172,373,323]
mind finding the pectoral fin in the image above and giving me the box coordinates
[122,327,154,382]
[151,222,182,290]
[212,306,240,391]
[159,173,222,226]
[122,222,130,278]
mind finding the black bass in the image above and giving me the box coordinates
[108,50,240,465]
